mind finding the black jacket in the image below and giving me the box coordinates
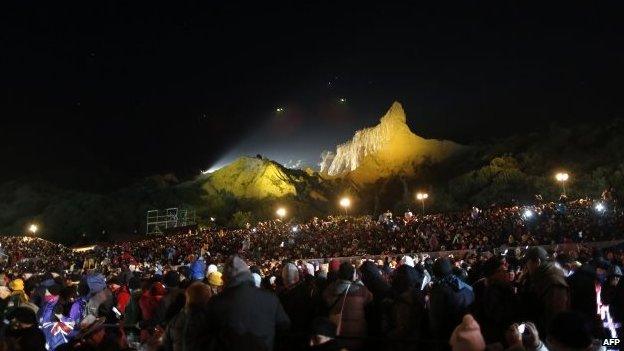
[208,272,291,350]
[5,325,47,351]
[471,278,519,344]
[428,275,474,341]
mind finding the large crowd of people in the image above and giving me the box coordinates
[0,198,621,350]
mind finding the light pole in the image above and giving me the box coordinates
[276,207,287,220]
[555,172,569,196]
[339,197,351,216]
[416,192,429,215]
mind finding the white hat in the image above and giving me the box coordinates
[401,255,415,267]
[252,273,262,288]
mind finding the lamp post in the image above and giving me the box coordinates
[555,172,569,196]
[339,197,351,216]
[276,207,287,220]
[416,192,429,215]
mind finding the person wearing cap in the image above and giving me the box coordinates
[519,246,569,336]
[429,257,475,342]
[207,255,290,350]
[5,306,46,351]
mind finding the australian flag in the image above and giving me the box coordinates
[42,315,76,350]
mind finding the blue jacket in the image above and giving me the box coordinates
[190,258,206,281]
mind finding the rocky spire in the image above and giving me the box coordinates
[379,101,406,124]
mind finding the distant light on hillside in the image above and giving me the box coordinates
[200,163,227,174]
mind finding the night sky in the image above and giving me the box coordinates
[2,2,624,189]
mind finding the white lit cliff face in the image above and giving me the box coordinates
[320,101,463,183]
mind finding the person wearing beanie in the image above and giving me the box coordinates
[5,307,46,351]
[279,262,316,349]
[471,256,519,344]
[520,246,569,336]
[429,257,474,342]
[433,258,454,279]
[449,314,486,351]
[322,262,372,350]
[207,264,218,276]
[83,274,114,320]
[207,255,290,350]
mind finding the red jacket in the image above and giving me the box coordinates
[113,285,131,313]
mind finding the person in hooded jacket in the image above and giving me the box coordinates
[428,258,474,343]
[208,255,290,351]
[322,262,372,350]
[83,274,113,319]
[189,255,207,281]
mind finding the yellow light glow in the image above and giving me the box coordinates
[416,192,429,200]
[276,207,287,218]
[28,224,38,234]
[555,172,569,182]
[339,197,351,208]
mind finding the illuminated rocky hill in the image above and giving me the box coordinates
[199,155,338,200]
[320,101,464,183]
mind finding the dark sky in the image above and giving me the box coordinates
[2,2,624,189]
